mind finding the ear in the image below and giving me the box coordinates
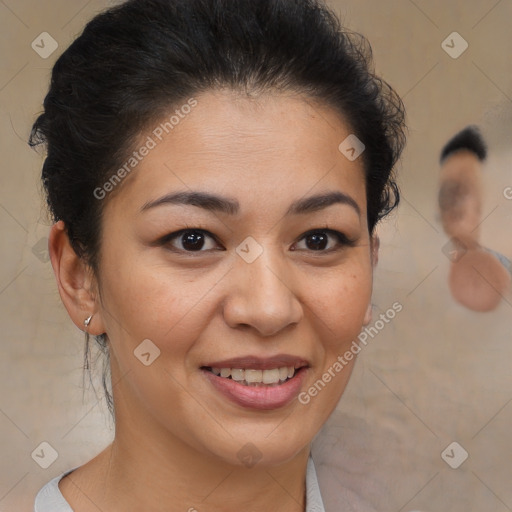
[48,220,106,336]
[363,233,380,326]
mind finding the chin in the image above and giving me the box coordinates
[198,425,313,468]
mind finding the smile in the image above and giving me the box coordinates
[200,356,310,410]
[204,366,297,386]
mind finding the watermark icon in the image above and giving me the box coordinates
[504,187,512,200]
[237,442,263,468]
[442,237,467,263]
[134,339,161,366]
[94,98,198,200]
[236,236,264,264]
[298,301,403,404]
[441,32,468,59]
[31,237,50,263]
[31,32,58,59]
[339,134,365,161]
[31,441,59,469]
[441,441,468,469]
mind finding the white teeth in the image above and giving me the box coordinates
[209,366,300,385]
[244,369,263,383]
[231,369,244,381]
[262,368,280,384]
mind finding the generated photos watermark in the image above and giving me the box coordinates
[298,301,403,404]
[94,98,198,200]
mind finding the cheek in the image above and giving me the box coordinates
[312,257,373,349]
[301,257,372,413]
[99,251,223,363]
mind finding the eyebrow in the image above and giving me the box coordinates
[140,190,361,217]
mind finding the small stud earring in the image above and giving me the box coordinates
[84,315,93,328]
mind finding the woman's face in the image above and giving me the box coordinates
[95,89,374,467]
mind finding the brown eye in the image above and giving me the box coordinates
[293,229,356,252]
[180,231,207,251]
[304,232,329,251]
[161,229,220,252]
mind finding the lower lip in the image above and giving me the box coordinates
[202,367,308,410]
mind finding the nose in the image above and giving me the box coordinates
[222,249,303,337]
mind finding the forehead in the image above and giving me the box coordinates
[105,89,367,219]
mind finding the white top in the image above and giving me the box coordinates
[34,455,325,512]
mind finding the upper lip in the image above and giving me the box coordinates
[202,354,310,370]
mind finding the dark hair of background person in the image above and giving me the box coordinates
[28,0,407,417]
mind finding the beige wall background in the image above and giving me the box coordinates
[1,0,511,511]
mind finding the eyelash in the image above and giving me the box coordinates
[158,226,357,255]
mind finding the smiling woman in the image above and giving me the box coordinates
[29,0,405,510]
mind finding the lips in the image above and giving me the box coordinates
[200,354,310,410]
